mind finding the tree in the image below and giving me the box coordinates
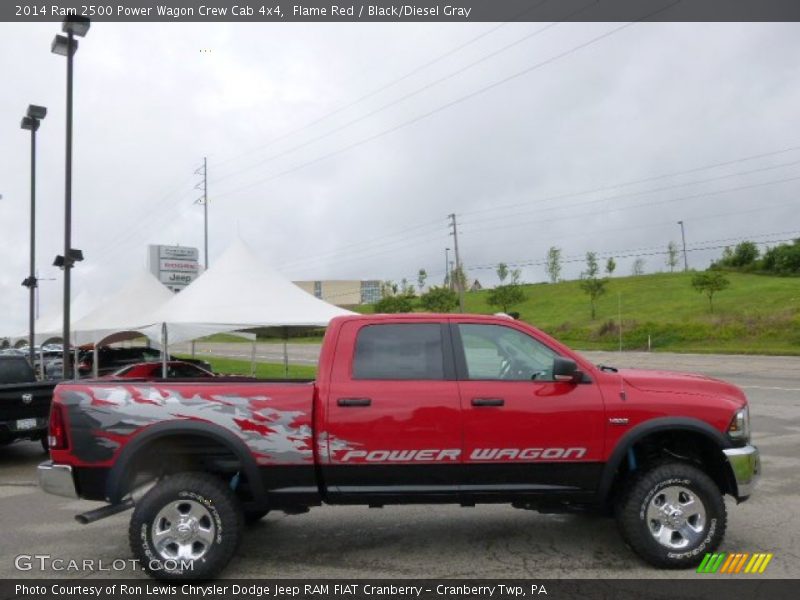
[545,247,562,283]
[580,276,607,320]
[666,241,679,272]
[374,294,414,313]
[731,241,759,267]
[580,251,607,320]
[632,258,646,276]
[487,284,526,314]
[585,251,600,278]
[605,257,616,276]
[400,278,415,296]
[419,286,458,312]
[510,268,522,284]
[691,272,730,313]
[496,262,509,284]
[451,264,467,293]
[417,269,427,293]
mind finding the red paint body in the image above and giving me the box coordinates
[50,314,748,505]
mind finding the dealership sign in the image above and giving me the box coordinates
[148,245,201,292]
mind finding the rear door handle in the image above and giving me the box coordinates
[471,397,505,407]
[337,397,372,407]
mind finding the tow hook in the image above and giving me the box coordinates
[75,498,135,524]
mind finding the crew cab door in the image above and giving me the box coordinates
[320,319,462,499]
[454,322,605,498]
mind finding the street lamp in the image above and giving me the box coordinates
[20,104,47,368]
[52,15,90,378]
[677,220,689,272]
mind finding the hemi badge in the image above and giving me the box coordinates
[609,417,629,425]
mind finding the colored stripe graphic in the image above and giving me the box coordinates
[698,552,773,574]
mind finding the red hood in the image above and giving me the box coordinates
[618,368,747,407]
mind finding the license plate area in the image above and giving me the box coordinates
[16,418,38,430]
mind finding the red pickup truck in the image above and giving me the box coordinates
[39,314,760,579]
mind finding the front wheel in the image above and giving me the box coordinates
[129,472,243,580]
[616,462,727,568]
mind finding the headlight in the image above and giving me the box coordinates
[728,406,750,442]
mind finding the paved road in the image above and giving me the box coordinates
[0,351,797,579]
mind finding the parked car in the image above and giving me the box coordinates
[76,346,213,377]
[39,314,759,579]
[103,361,216,379]
[0,355,58,451]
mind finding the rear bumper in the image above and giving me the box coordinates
[723,445,760,500]
[38,461,78,499]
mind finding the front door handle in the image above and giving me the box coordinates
[337,397,372,407]
[471,397,505,407]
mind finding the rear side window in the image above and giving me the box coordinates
[353,324,444,380]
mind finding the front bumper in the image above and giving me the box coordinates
[723,445,760,500]
[38,461,78,499]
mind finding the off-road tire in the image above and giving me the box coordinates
[129,472,243,580]
[616,462,726,568]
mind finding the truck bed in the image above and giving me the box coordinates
[53,378,317,468]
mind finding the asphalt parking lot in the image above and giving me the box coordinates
[0,350,797,580]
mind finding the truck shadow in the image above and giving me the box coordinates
[234,505,641,576]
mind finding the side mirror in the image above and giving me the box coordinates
[553,357,582,383]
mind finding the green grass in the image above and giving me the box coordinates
[177,355,317,379]
[369,272,800,355]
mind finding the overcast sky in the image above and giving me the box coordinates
[1,21,799,335]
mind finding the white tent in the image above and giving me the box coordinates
[11,289,97,346]
[70,271,175,347]
[142,238,355,346]
[140,238,356,376]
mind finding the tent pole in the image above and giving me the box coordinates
[283,327,289,379]
[250,338,256,377]
[161,323,168,378]
[92,345,98,378]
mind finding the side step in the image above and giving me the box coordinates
[75,499,135,524]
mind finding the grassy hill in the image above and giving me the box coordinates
[360,272,800,355]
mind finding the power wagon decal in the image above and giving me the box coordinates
[338,447,587,462]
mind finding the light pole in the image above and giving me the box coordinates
[677,220,689,272]
[444,248,450,286]
[52,15,89,378]
[20,105,47,368]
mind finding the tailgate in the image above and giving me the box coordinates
[0,381,57,429]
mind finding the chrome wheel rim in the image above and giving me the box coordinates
[152,499,216,561]
[646,485,707,549]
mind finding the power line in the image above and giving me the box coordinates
[459,144,800,220]
[211,13,666,201]
[459,156,800,227]
[210,0,558,173]
[461,173,800,238]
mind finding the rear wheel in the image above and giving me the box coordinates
[616,462,726,568]
[129,472,243,579]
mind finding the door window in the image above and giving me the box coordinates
[353,324,444,380]
[459,324,557,381]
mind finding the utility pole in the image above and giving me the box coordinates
[195,158,209,269]
[677,220,689,271]
[448,214,465,312]
[444,248,450,286]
